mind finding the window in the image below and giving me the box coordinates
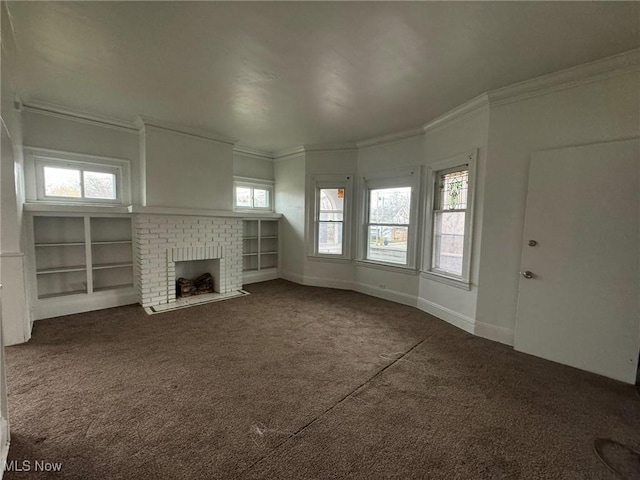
[367,187,411,265]
[233,178,273,211]
[318,188,344,254]
[424,150,477,288]
[309,175,352,259]
[432,168,468,275]
[32,150,129,205]
[360,169,419,268]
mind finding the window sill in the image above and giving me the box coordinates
[355,260,418,275]
[24,202,130,214]
[307,255,353,264]
[420,270,471,291]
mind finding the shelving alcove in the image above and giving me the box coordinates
[25,204,137,320]
[242,217,280,284]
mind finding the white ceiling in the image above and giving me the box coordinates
[6,1,640,153]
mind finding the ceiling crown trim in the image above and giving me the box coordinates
[487,48,640,107]
[22,99,138,133]
[135,116,238,146]
[233,145,274,160]
[357,127,424,149]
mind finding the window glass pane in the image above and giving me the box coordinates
[318,189,345,254]
[439,169,468,210]
[44,166,81,198]
[369,187,411,224]
[367,225,408,264]
[318,221,343,254]
[236,187,252,207]
[84,171,116,199]
[253,188,269,208]
[433,211,465,275]
[319,212,344,221]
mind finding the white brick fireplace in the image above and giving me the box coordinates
[134,213,243,308]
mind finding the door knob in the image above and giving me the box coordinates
[521,271,534,279]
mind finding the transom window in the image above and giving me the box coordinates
[43,166,117,200]
[34,154,126,205]
[233,178,274,211]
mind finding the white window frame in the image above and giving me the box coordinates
[233,177,274,212]
[422,150,477,290]
[28,148,130,205]
[308,174,353,260]
[357,167,421,270]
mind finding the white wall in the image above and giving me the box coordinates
[354,136,425,305]
[142,125,234,210]
[274,154,306,282]
[1,2,29,346]
[233,151,274,181]
[302,149,358,289]
[475,71,640,345]
[418,108,489,333]
[22,111,141,204]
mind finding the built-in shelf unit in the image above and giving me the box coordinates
[242,218,279,284]
[28,210,137,320]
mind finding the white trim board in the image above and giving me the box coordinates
[32,289,138,321]
[354,283,418,308]
[145,290,249,314]
[474,321,515,346]
[243,269,279,285]
[417,297,475,335]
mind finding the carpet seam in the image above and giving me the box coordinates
[237,335,429,477]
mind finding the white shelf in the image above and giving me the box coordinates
[37,265,87,275]
[31,214,134,316]
[93,283,134,292]
[39,289,87,299]
[92,262,134,270]
[92,240,132,245]
[242,219,279,273]
[35,242,85,247]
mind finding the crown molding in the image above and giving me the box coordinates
[21,99,138,133]
[273,145,306,161]
[303,142,358,153]
[423,94,489,134]
[357,127,424,149]
[233,145,274,160]
[487,48,640,108]
[135,115,238,146]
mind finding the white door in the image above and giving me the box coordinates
[514,139,640,384]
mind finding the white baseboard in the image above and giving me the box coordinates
[32,289,138,321]
[279,271,305,284]
[417,297,475,334]
[301,275,354,290]
[354,283,417,307]
[242,269,279,285]
[474,321,514,346]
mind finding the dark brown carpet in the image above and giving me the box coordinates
[4,280,639,479]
